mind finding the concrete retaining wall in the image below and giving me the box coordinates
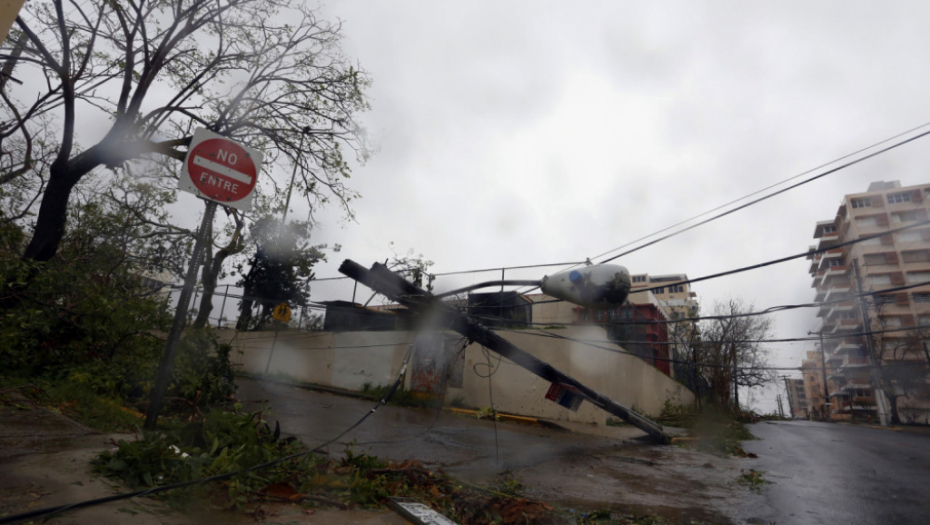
[220,326,693,425]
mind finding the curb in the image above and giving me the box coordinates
[445,407,543,426]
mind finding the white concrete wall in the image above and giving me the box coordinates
[221,326,694,424]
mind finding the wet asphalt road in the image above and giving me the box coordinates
[739,420,930,525]
[236,377,616,481]
[237,378,748,523]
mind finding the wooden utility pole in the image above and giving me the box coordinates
[780,375,795,418]
[339,260,671,444]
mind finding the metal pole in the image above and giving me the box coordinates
[265,323,281,374]
[145,200,218,430]
[281,134,303,225]
[218,284,229,328]
[352,280,358,304]
[813,330,831,420]
[851,259,890,426]
[298,305,305,331]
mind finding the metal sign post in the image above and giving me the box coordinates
[144,200,218,429]
[145,130,263,429]
[264,303,292,373]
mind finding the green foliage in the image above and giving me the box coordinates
[490,476,524,497]
[359,383,439,408]
[170,329,236,408]
[0,378,143,432]
[93,407,305,507]
[0,212,235,418]
[475,406,500,420]
[735,469,772,493]
[0,218,171,380]
[236,217,327,331]
[653,399,698,428]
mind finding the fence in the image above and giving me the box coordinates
[161,261,584,332]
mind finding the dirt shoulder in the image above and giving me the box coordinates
[0,395,248,525]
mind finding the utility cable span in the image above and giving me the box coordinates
[598,124,930,264]
[470,279,930,328]
[635,218,930,296]
[0,347,415,525]
[485,315,930,346]
[494,326,929,372]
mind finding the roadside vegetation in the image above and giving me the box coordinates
[0,218,237,432]
[92,405,713,525]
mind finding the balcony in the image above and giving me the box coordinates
[812,272,824,289]
[833,342,863,354]
[822,285,852,303]
[841,356,870,369]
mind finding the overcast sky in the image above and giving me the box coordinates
[222,1,930,411]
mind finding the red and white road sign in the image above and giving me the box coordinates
[179,128,263,211]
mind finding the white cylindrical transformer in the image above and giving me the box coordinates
[540,264,631,309]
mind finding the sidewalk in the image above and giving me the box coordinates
[0,394,234,525]
[0,395,415,525]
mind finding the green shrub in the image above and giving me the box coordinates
[93,407,306,507]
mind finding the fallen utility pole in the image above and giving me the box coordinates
[339,260,671,444]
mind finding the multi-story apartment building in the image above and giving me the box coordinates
[783,377,809,418]
[630,273,700,320]
[807,180,930,425]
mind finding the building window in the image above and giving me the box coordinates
[893,210,920,223]
[913,293,930,303]
[823,225,837,234]
[668,284,684,293]
[863,254,886,266]
[902,250,930,263]
[918,315,930,326]
[869,274,892,286]
[653,287,665,294]
[906,271,930,284]
[632,275,646,283]
[887,192,912,204]
[826,258,845,267]
[898,230,923,243]
[835,311,857,320]
[874,295,895,306]
[851,198,872,209]
[861,236,883,246]
[854,389,871,397]
[855,216,878,227]
[882,316,902,327]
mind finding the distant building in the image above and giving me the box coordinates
[801,350,830,420]
[783,377,809,418]
[630,273,700,320]
[806,180,930,424]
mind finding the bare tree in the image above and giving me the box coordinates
[1,0,370,264]
[692,299,775,411]
[868,298,930,425]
